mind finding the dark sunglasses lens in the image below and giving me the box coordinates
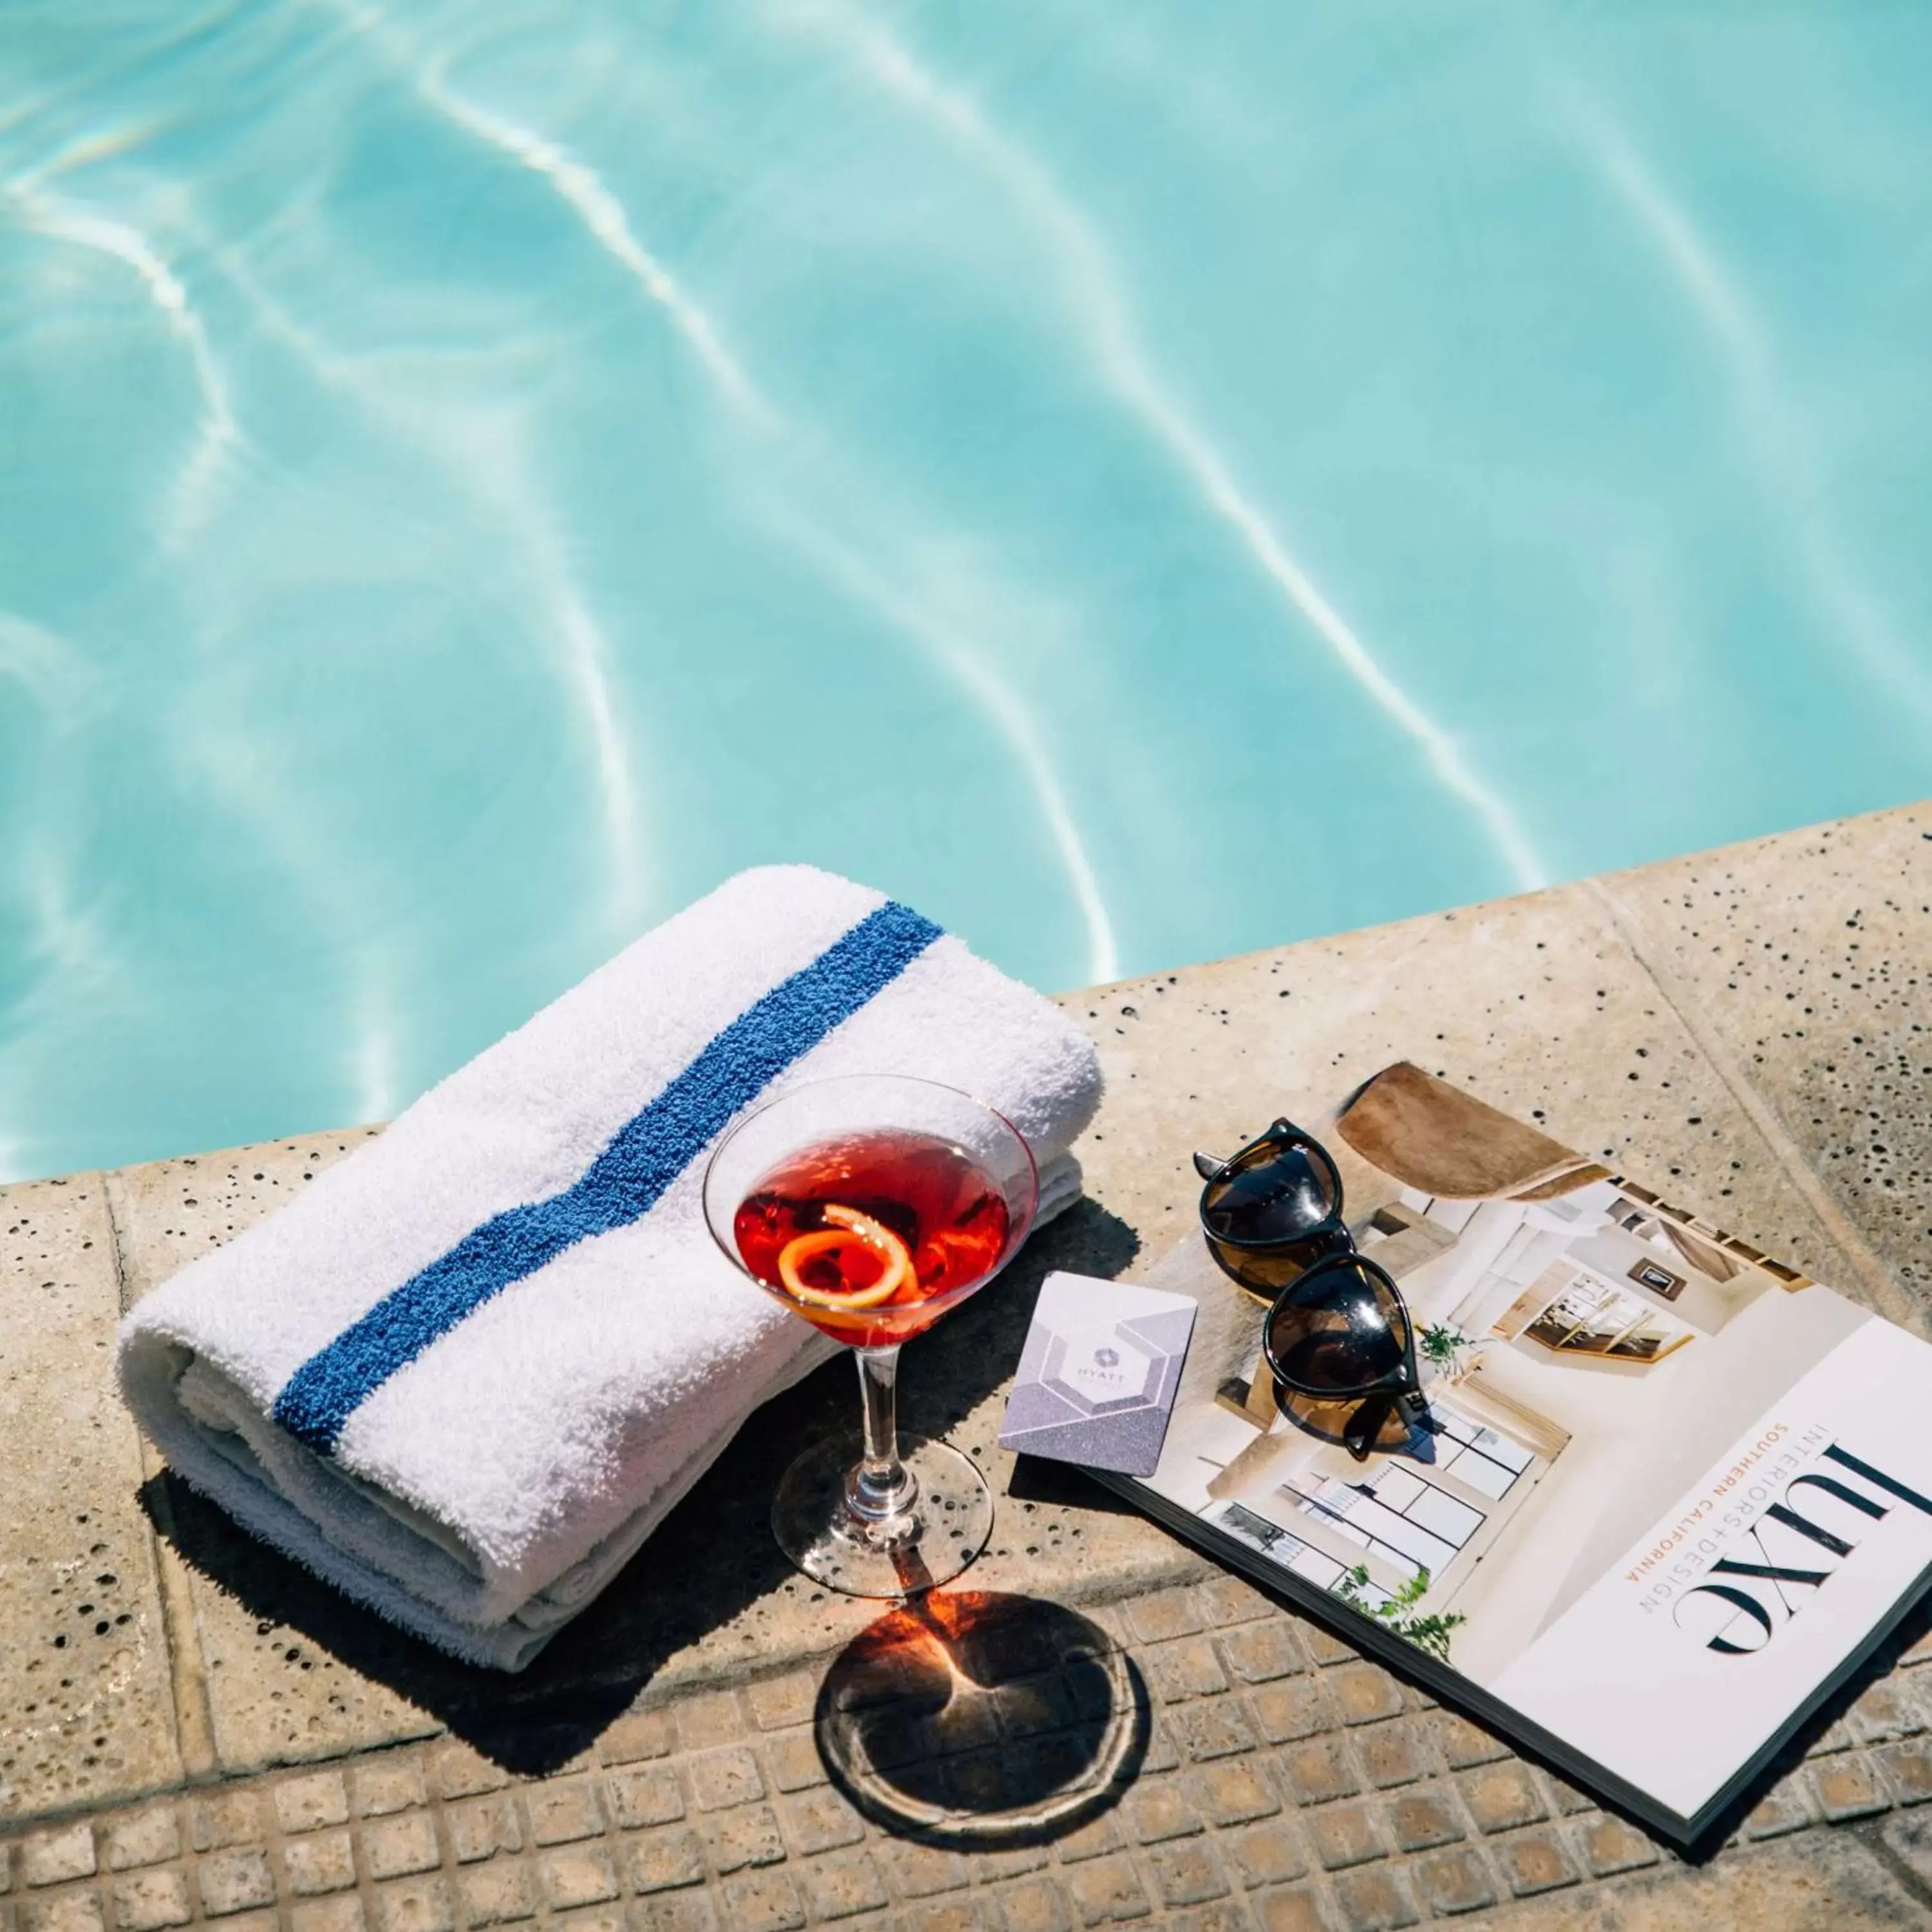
[1201,1136,1339,1245]
[1267,1258,1410,1394]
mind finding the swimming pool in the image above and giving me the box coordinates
[3,2,1929,1180]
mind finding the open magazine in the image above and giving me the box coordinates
[1091,1064,1932,1843]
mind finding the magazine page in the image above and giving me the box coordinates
[1128,1064,1932,1825]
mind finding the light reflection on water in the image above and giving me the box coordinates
[1,1,1929,1178]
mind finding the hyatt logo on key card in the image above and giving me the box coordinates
[999,1271,1197,1477]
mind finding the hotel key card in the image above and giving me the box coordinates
[998,1270,1197,1477]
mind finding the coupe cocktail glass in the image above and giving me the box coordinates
[703,1075,1038,1596]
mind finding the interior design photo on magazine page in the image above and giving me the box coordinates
[1106,1065,1932,1843]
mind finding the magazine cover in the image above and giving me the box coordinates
[1096,1064,1932,1841]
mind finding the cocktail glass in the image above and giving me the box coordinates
[703,1074,1039,1596]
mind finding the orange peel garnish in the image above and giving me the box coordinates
[777,1204,913,1309]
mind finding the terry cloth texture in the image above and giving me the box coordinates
[117,867,1102,1669]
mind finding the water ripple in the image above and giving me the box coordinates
[202,239,652,942]
[768,509,1122,985]
[319,0,769,424]
[305,0,1119,969]
[1577,100,1932,739]
[5,176,244,549]
[794,1,1549,894]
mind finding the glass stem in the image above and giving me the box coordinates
[848,1345,915,1522]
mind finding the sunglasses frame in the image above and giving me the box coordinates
[1197,1118,1433,1460]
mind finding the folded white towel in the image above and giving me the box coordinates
[117,866,1101,1669]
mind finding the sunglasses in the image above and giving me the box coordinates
[1195,1119,1434,1463]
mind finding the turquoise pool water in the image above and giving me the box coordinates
[3,3,1929,1181]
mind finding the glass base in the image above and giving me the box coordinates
[773,1431,993,1598]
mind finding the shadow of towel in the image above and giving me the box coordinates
[138,1198,1141,1774]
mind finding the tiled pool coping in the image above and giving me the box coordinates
[4,800,1929,1927]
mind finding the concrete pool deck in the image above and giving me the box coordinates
[3,800,1930,1929]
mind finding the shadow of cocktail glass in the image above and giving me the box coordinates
[812,1550,1149,1847]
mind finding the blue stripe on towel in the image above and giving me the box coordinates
[272,899,943,1455]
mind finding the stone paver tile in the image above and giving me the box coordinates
[878,1841,969,1899]
[1414,1847,1496,1917]
[1296,1627,1359,1669]
[992,1875,1070,1932]
[1814,1753,1890,1821]
[1063,1852,1151,1925]
[902,1902,986,1932]
[1739,1778,1815,1839]
[102,1812,178,1874]
[1124,1589,1205,1645]
[21,1828,95,1888]
[1580,1814,1661,1877]
[1251,1679,1342,1745]
[1354,1723,1430,1791]
[1387,1790,1463,1853]
[1162,1904,1251,1932]
[446,1795,521,1864]
[1166,1700,1258,1762]
[23,1893,108,1932]
[797,1852,886,1921]
[1123,1781,1202,1844]
[283,1832,356,1896]
[623,1828,706,1895]
[777,1788,864,1857]
[1194,1760,1281,1826]
[457,1864,533,1927]
[1217,1622,1308,1685]
[596,1710,672,1766]
[275,1773,351,1835]
[352,1759,428,1819]
[1282,1740,1360,1808]
[1329,1864,1419,1931]
[1196,1575,1274,1629]
[1496,1828,1577,1897]
[364,1814,440,1882]
[744,1674,816,1733]
[372,1877,452,1932]
[671,1693,746,1756]
[1877,1737,1932,1804]
[1329,1667,1403,1728]
[717,1868,804,1932]
[1146,1840,1228,1908]
[1253,1888,1336,1932]
[186,1794,262,1853]
[1458,1765,1546,1835]
[1054,1814,1124,1866]
[605,1766,683,1832]
[524,1781,602,1847]
[1308,1804,1383,1872]
[1431,1714,1507,1771]
[198,1848,274,1917]
[687,1750,761,1812]
[627,1897,717,1932]
[0,1175,184,1820]
[111,1870,192,1932]
[700,1803,783,1874]
[1598,806,1932,1317]
[1226,1823,1308,1890]
[291,1900,365,1932]
[535,1848,617,1912]
[429,1747,506,1803]
[1142,1638,1229,1705]
[761,1733,824,1796]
